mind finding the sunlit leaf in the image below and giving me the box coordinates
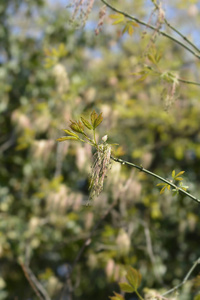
[62,129,79,137]
[119,282,134,293]
[175,171,185,178]
[81,117,93,130]
[175,177,183,181]
[69,120,85,134]
[94,112,103,128]
[160,185,167,194]
[126,267,142,291]
[122,24,129,35]
[90,110,98,127]
[109,14,125,25]
[172,170,175,179]
[128,25,134,36]
[56,136,79,142]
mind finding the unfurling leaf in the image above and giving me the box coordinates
[119,282,134,293]
[126,267,142,291]
[69,120,84,134]
[56,136,79,142]
[81,117,93,130]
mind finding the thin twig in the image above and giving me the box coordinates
[60,197,118,299]
[111,156,200,204]
[101,0,200,60]
[152,2,200,53]
[162,257,200,296]
[145,65,200,87]
[19,261,51,300]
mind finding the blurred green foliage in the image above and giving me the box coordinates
[0,0,200,299]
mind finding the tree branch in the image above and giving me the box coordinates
[101,0,200,60]
[19,260,51,300]
[152,2,200,54]
[111,156,200,205]
[162,257,200,296]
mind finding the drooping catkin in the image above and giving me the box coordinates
[89,143,111,200]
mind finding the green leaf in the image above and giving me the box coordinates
[109,13,124,25]
[175,171,185,178]
[81,117,93,130]
[167,184,171,190]
[122,24,129,35]
[119,282,134,293]
[94,112,103,128]
[175,177,183,181]
[156,183,166,186]
[126,267,142,291]
[90,110,98,127]
[56,136,79,142]
[62,129,79,137]
[160,185,167,194]
[69,120,85,134]
[172,170,175,179]
[128,25,134,36]
[109,292,124,300]
[128,21,139,27]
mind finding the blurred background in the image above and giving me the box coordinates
[0,0,200,299]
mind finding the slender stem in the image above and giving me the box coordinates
[111,156,200,204]
[93,129,97,145]
[162,257,200,296]
[145,65,200,86]
[152,2,200,53]
[135,290,144,300]
[101,0,200,60]
[177,78,200,86]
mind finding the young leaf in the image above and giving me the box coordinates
[122,24,129,35]
[94,112,103,128]
[90,110,98,127]
[81,117,93,130]
[109,13,124,25]
[175,177,183,181]
[128,25,134,36]
[156,183,166,187]
[109,292,124,300]
[62,129,79,138]
[160,185,167,194]
[172,170,175,179]
[119,282,134,293]
[175,171,185,178]
[126,267,142,291]
[69,120,84,134]
[56,136,79,142]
